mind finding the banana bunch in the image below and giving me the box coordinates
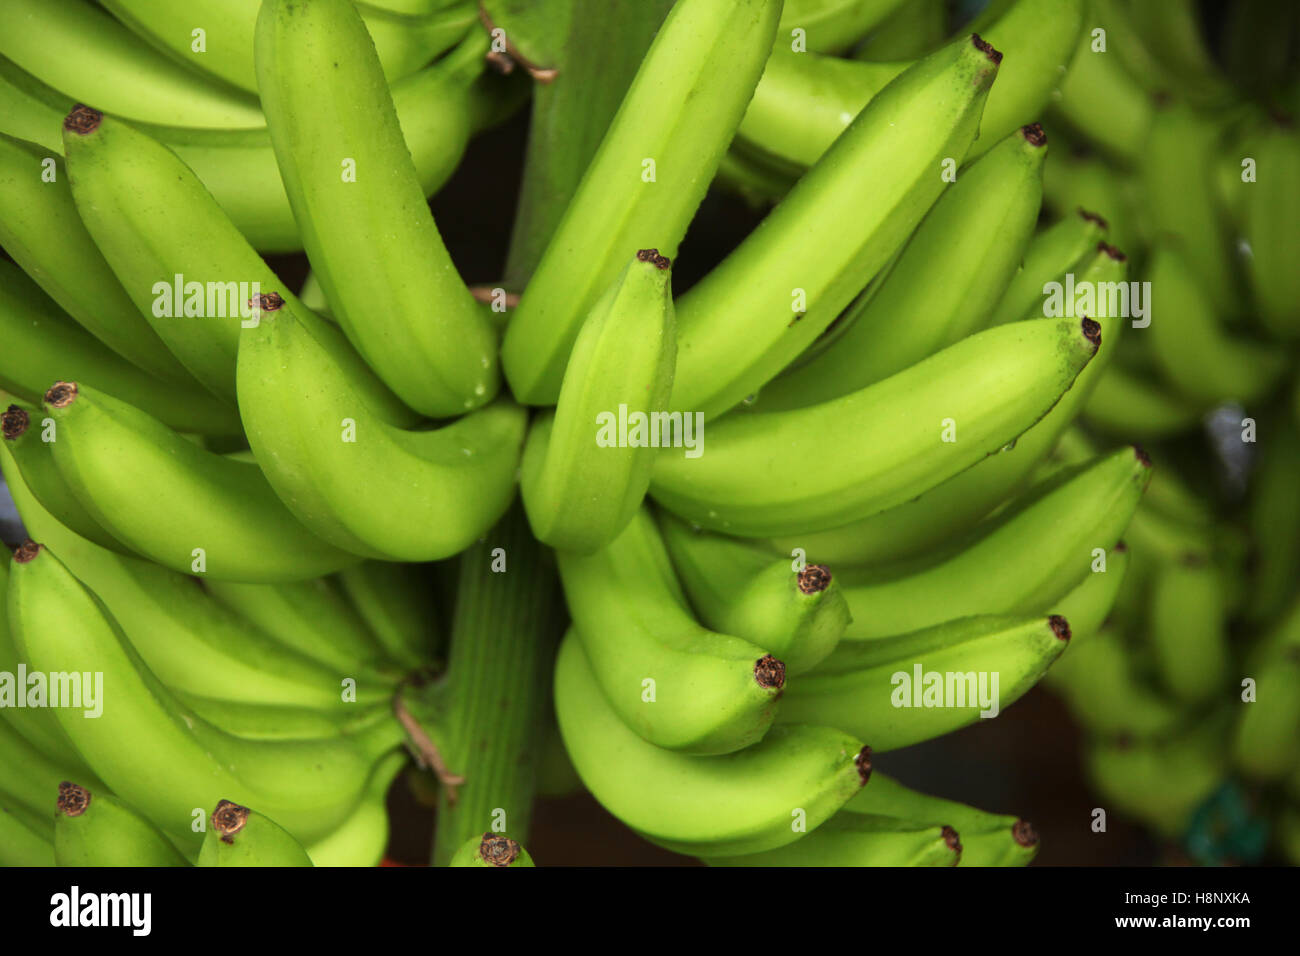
[0,0,1293,869]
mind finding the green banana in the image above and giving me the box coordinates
[755,124,1048,410]
[54,782,188,866]
[1232,649,1300,782]
[1246,421,1300,622]
[8,541,403,851]
[852,0,947,60]
[658,510,849,675]
[255,0,497,417]
[42,381,359,582]
[173,695,394,742]
[778,0,909,52]
[305,749,406,866]
[556,510,783,754]
[502,0,782,405]
[0,0,264,129]
[1146,243,1286,407]
[652,317,1100,537]
[1083,363,1201,439]
[62,107,411,418]
[1047,541,1130,647]
[553,632,870,857]
[98,0,476,95]
[0,259,242,436]
[0,704,100,819]
[236,301,527,563]
[1241,120,1300,339]
[1050,21,1154,164]
[520,251,675,553]
[705,812,960,866]
[1047,627,1184,738]
[778,615,1070,751]
[831,448,1149,640]
[1120,0,1236,108]
[763,250,1128,564]
[844,771,1039,866]
[3,401,129,554]
[0,132,193,381]
[448,833,536,868]
[0,798,54,866]
[963,0,1086,160]
[668,33,1003,420]
[335,562,440,669]
[197,800,314,867]
[1148,554,1229,706]
[1040,149,1144,255]
[988,209,1110,328]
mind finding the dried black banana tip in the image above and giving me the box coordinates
[479,834,521,867]
[636,248,671,270]
[942,826,963,855]
[1133,444,1151,468]
[971,34,1003,64]
[45,381,78,408]
[753,654,787,690]
[1049,615,1071,642]
[213,799,250,844]
[1078,208,1109,230]
[1081,317,1102,349]
[14,540,42,564]
[797,564,832,594]
[1113,540,1128,553]
[1,405,29,440]
[64,104,102,135]
[1098,242,1127,262]
[1021,123,1047,147]
[57,782,90,817]
[248,291,285,313]
[1012,819,1039,847]
[854,745,873,785]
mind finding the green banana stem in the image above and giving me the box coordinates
[427,502,564,866]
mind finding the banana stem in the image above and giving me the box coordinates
[428,501,564,866]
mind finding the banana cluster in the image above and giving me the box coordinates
[0,0,1294,867]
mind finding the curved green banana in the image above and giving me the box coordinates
[0,132,193,381]
[669,33,1002,420]
[852,0,947,60]
[1120,0,1236,108]
[1047,627,1184,738]
[755,123,1048,410]
[0,259,242,436]
[1083,362,1201,438]
[844,771,1039,866]
[658,511,849,675]
[502,0,782,405]
[1050,22,1154,164]
[556,510,783,754]
[448,832,536,868]
[8,541,401,851]
[99,0,475,95]
[236,302,527,563]
[988,208,1110,328]
[1241,120,1300,339]
[705,812,960,866]
[778,0,909,52]
[554,632,870,857]
[335,562,440,669]
[174,694,396,743]
[197,800,313,866]
[54,782,188,866]
[256,0,497,417]
[653,317,1099,537]
[1148,555,1229,705]
[832,447,1149,640]
[520,251,675,553]
[778,615,1070,751]
[42,382,359,582]
[0,797,54,866]
[1146,244,1286,407]
[305,749,406,866]
[1232,649,1300,782]
[0,0,264,129]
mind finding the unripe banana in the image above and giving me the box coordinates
[1148,554,1229,706]
[554,632,870,857]
[41,381,359,582]
[173,695,393,743]
[669,33,1002,420]
[54,782,189,866]
[658,511,849,675]
[1232,649,1300,782]
[0,689,105,815]
[852,0,947,60]
[1047,626,1184,738]
[197,800,314,867]
[305,749,407,867]
[0,0,264,130]
[1246,422,1300,623]
[0,259,242,437]
[520,251,675,553]
[61,107,411,420]
[0,132,193,381]
[556,510,783,754]
[335,561,440,670]
[1047,541,1130,648]
[448,832,536,868]
[844,771,1039,866]
[653,317,1100,537]
[0,796,54,866]
[8,541,402,851]
[756,124,1048,410]
[1040,149,1144,255]
[1050,20,1154,164]
[832,447,1149,640]
[779,615,1070,751]
[1240,120,1300,339]
[988,208,1109,328]
[502,0,782,405]
[255,0,497,417]
[778,0,909,53]
[236,302,527,563]
[1083,362,1201,439]
[704,812,960,866]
